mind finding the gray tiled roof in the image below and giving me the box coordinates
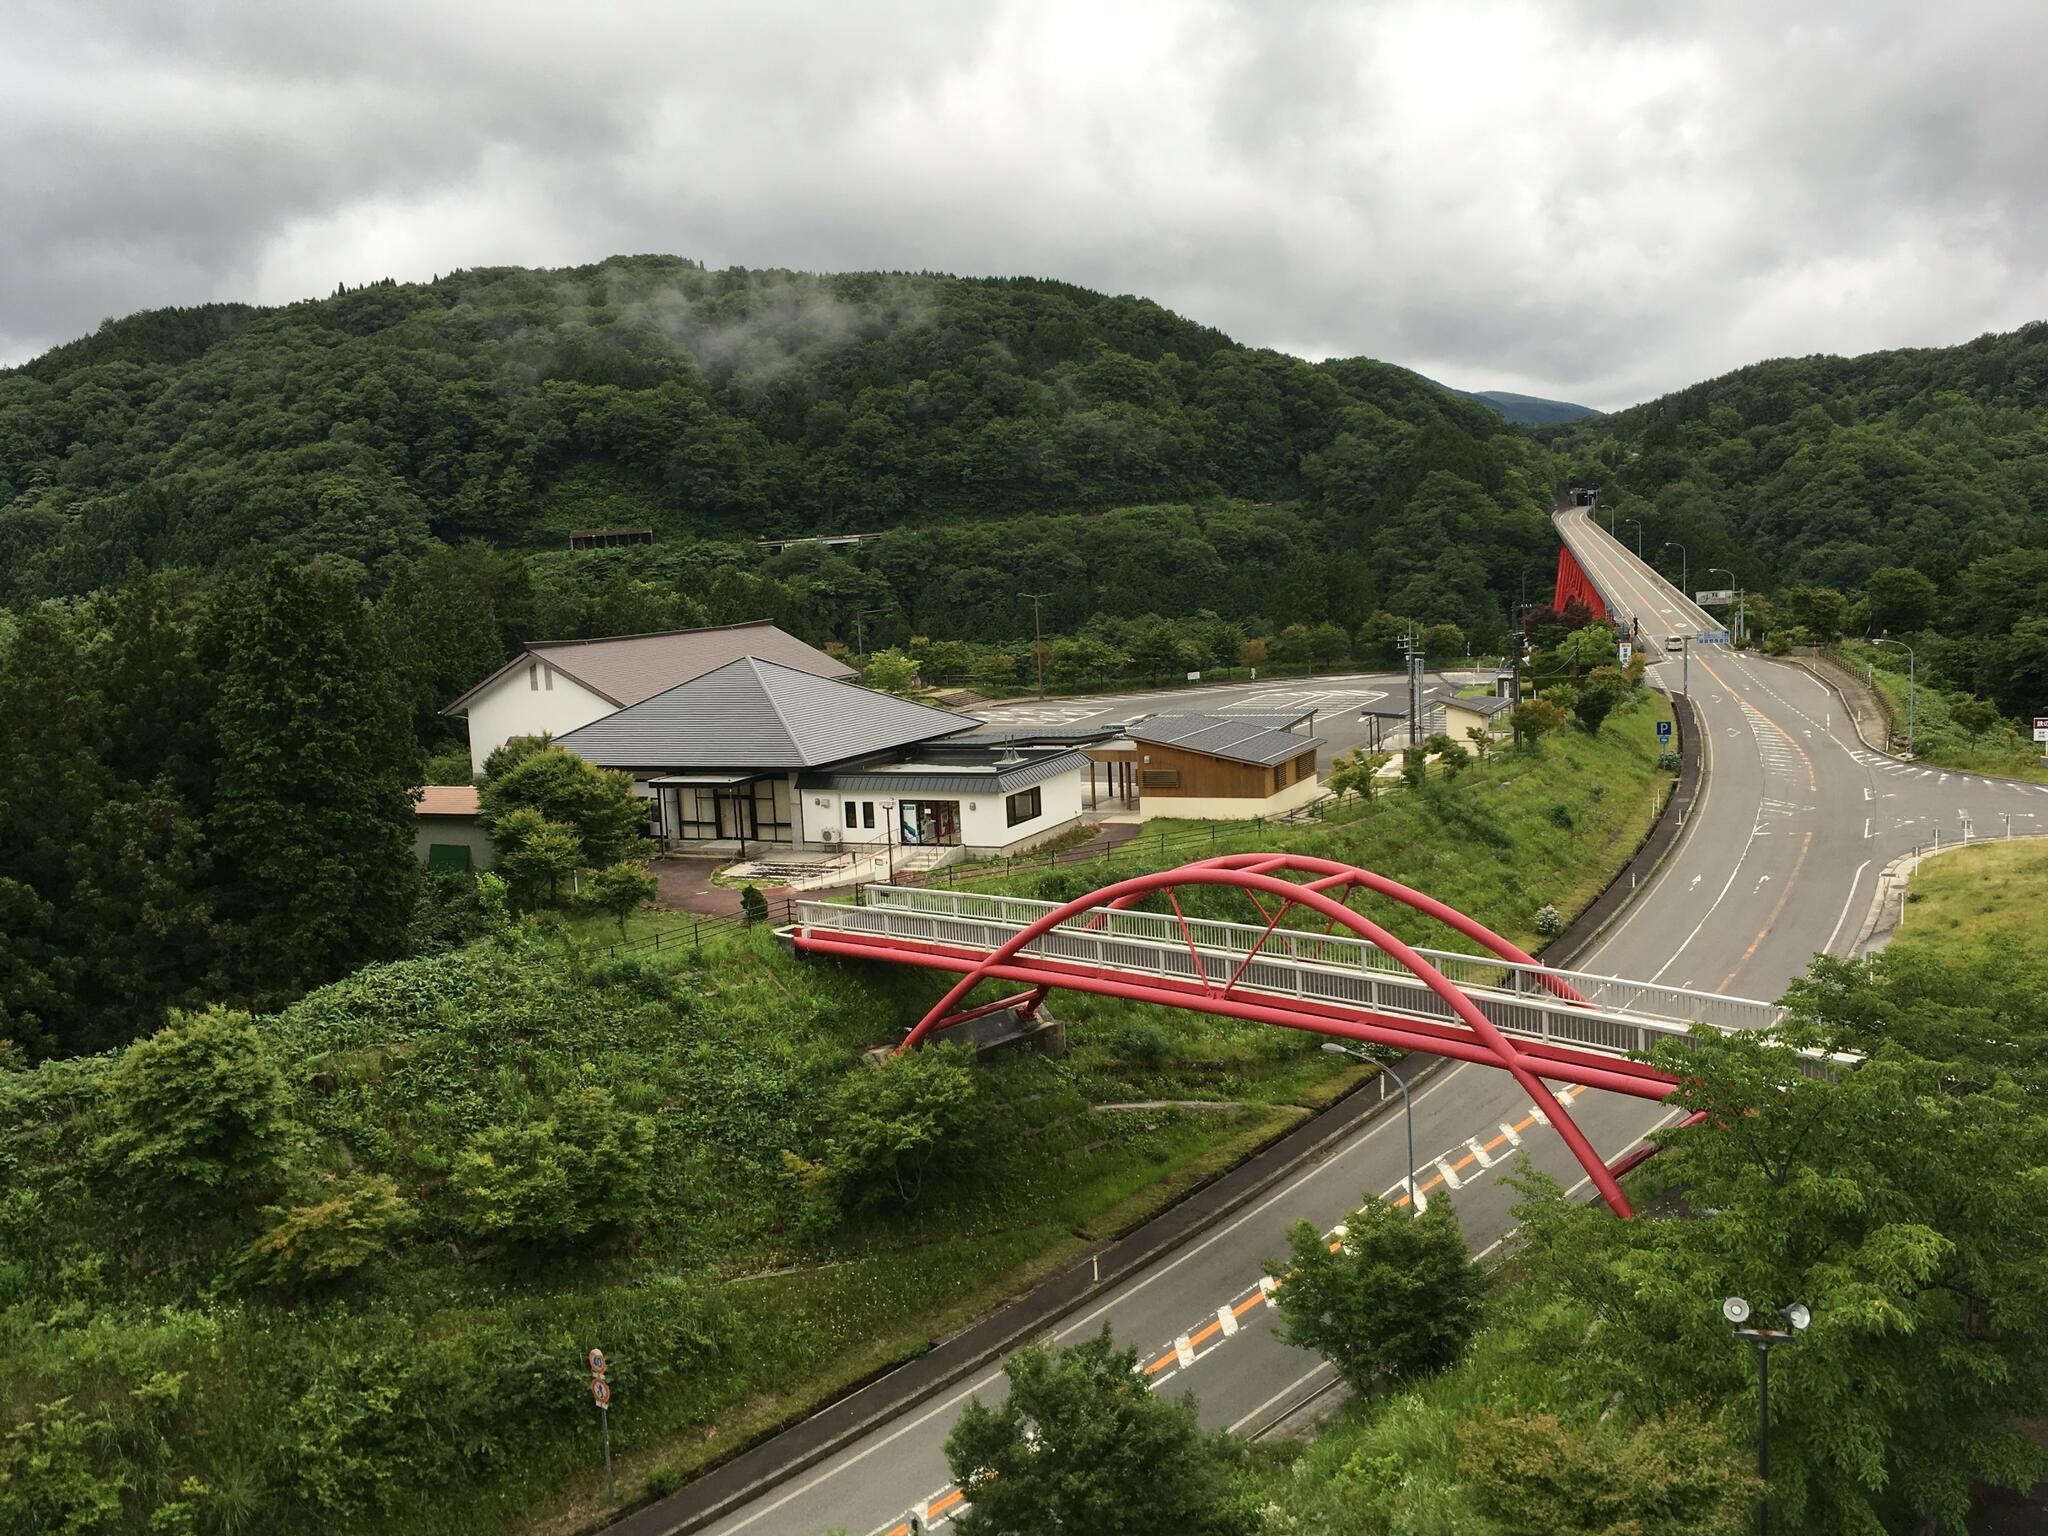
[804,749,1090,795]
[444,620,854,713]
[1430,689,1516,717]
[555,657,975,769]
[1126,713,1325,767]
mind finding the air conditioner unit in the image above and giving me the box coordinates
[819,828,839,845]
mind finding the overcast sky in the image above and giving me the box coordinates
[6,0,2045,408]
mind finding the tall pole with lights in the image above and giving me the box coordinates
[1723,1295,1811,1536]
[1660,541,1689,605]
[1707,566,1744,645]
[1323,1043,1418,1207]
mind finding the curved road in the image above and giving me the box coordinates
[660,511,2045,1536]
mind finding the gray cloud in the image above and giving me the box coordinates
[4,0,2044,408]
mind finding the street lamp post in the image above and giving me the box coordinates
[1322,1043,1418,1208]
[1660,541,1689,605]
[1707,566,1745,645]
[1723,1297,1811,1536]
[1873,637,1916,758]
[1623,517,1644,559]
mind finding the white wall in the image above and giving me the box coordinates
[464,660,616,775]
[960,768,1085,853]
[1136,771,1325,822]
[807,768,1087,855]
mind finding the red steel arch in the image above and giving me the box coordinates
[823,855,1676,1217]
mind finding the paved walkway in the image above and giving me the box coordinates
[649,821,1148,920]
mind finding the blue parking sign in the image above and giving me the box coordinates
[1656,721,1673,744]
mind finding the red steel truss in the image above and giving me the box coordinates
[793,855,1682,1217]
[1554,542,1611,619]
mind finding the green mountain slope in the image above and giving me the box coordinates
[1436,383,1599,425]
[0,256,1558,615]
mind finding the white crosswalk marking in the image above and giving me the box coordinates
[1217,1306,1238,1338]
[1466,1137,1495,1168]
[1498,1122,1523,1146]
[1434,1157,1463,1190]
[1174,1334,1196,1368]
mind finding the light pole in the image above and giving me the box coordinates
[1018,591,1052,699]
[1660,541,1689,605]
[853,606,892,658]
[1322,1043,1418,1208]
[1708,567,1745,645]
[1873,637,1915,758]
[1623,517,1643,559]
[1723,1296,1811,1536]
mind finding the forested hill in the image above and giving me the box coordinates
[1560,322,2048,723]
[0,254,1554,615]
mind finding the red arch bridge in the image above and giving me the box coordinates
[784,855,1844,1218]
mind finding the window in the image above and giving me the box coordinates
[1141,769,1181,789]
[862,802,875,828]
[1005,786,1042,826]
[544,667,552,691]
[1274,758,1289,788]
[1294,750,1316,781]
[844,800,858,829]
[528,663,539,691]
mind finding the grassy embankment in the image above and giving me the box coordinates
[1834,640,2048,783]
[0,693,1672,1536]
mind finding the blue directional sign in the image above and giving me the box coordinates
[1695,627,1731,645]
[1657,720,1673,745]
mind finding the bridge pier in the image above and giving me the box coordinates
[868,1003,1067,1065]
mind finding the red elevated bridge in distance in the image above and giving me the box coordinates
[785,855,1829,1218]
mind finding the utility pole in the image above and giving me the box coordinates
[853,606,891,658]
[1401,636,1426,748]
[1019,592,1052,699]
[1708,567,1745,645]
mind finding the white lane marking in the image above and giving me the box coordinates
[1258,1274,1279,1297]
[1864,817,1872,839]
[1466,1137,1495,1168]
[1174,1334,1196,1368]
[1216,1305,1239,1339]
[1498,1122,1523,1147]
[1433,1157,1463,1190]
[1821,860,1873,957]
[1528,1104,1551,1126]
[1226,1360,1337,1436]
[1863,787,1872,801]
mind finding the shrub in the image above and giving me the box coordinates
[1265,1194,1483,1391]
[237,1172,415,1289]
[585,860,658,937]
[739,884,770,925]
[93,1007,286,1200]
[406,869,488,955]
[1657,748,1682,772]
[1546,803,1575,829]
[446,1087,655,1246]
[1033,870,1094,905]
[1511,697,1568,744]
[815,1045,985,1211]
[1106,1021,1174,1066]
[1534,903,1565,936]
[1572,666,1632,735]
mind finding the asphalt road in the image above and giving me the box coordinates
[678,513,2048,1536]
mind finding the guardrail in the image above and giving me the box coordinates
[847,885,1785,1034]
[791,889,1841,1076]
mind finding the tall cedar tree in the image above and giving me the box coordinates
[209,559,419,1002]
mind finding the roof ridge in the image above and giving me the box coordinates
[749,656,805,758]
[524,618,774,651]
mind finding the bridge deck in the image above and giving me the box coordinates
[789,887,1837,1078]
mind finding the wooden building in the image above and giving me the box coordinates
[1087,713,1325,820]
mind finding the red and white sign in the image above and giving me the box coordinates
[588,1348,607,1376]
[2033,717,2048,744]
[591,1378,611,1409]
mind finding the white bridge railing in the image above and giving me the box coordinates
[791,886,1835,1077]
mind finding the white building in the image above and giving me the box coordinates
[554,657,1088,859]
[444,621,856,776]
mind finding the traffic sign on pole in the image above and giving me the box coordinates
[591,1377,611,1409]
[588,1348,608,1376]
[2033,716,2048,744]
[1657,720,1673,745]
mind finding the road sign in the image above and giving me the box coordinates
[2034,717,2048,744]
[588,1348,607,1375]
[1657,720,1673,744]
[1695,627,1731,645]
[1618,641,1633,666]
[591,1377,611,1409]
[1695,588,1736,606]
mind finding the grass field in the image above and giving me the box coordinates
[1889,837,2048,949]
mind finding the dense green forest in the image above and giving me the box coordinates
[0,256,1559,672]
[1561,324,2048,730]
